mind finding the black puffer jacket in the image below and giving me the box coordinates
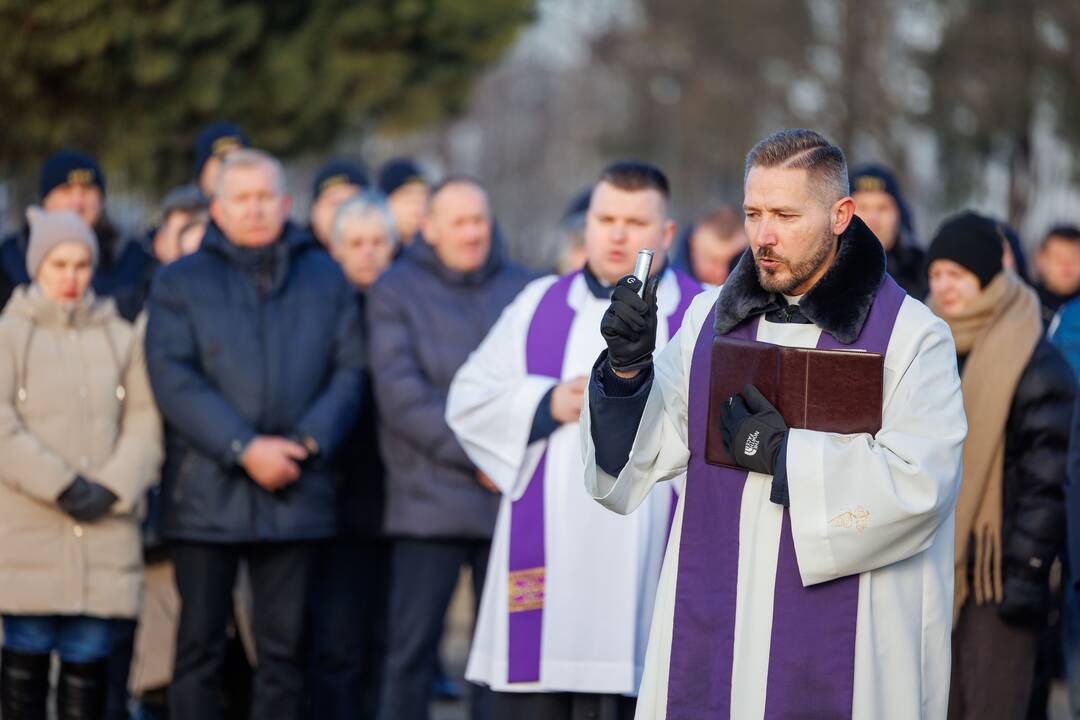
[1065,393,1080,588]
[977,338,1076,624]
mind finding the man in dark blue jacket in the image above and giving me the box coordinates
[145,148,363,720]
[369,177,533,720]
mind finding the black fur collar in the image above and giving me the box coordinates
[714,215,888,344]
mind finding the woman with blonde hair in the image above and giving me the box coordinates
[0,207,162,720]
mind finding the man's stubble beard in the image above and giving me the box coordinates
[755,227,836,295]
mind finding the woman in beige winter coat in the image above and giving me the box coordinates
[0,207,162,720]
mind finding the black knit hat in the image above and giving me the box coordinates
[193,121,249,179]
[312,159,370,203]
[39,149,105,201]
[849,163,914,236]
[927,211,1003,288]
[378,157,426,196]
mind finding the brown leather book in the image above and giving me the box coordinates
[705,335,885,468]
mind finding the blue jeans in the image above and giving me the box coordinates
[2,614,113,663]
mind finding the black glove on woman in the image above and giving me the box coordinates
[57,476,118,522]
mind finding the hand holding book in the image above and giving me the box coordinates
[719,384,788,475]
[706,336,884,468]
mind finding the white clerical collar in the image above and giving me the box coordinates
[783,293,805,305]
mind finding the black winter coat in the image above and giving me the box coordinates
[1065,393,1080,587]
[145,221,364,543]
[367,238,533,539]
[973,338,1076,624]
[886,239,928,302]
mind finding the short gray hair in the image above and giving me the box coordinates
[331,192,399,248]
[744,129,848,205]
[214,148,287,199]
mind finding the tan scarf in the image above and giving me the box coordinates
[929,271,1042,622]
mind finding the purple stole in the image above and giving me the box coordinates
[507,268,701,683]
[666,276,906,719]
[667,271,706,341]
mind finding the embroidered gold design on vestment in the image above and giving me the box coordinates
[508,567,545,613]
[830,506,870,533]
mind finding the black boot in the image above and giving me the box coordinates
[57,659,108,720]
[0,647,51,720]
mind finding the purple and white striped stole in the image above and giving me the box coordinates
[508,268,702,683]
[507,271,579,683]
[666,275,905,719]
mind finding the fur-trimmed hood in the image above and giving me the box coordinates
[713,214,889,344]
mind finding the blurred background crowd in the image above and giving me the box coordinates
[2,2,1080,720]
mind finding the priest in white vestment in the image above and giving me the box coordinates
[581,130,967,720]
[447,162,703,720]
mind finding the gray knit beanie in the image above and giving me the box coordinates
[25,206,99,280]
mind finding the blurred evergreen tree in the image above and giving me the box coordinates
[0,0,533,194]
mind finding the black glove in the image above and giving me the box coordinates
[57,476,118,523]
[997,567,1050,628]
[720,384,788,475]
[601,274,660,374]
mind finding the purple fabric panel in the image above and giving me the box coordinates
[508,452,549,683]
[508,272,580,682]
[524,273,579,378]
[666,310,759,720]
[668,269,704,341]
[762,276,906,719]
